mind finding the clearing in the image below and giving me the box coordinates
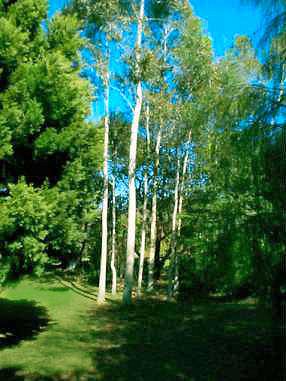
[0,277,281,381]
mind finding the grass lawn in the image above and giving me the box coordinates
[0,276,281,381]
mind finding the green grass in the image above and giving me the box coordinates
[0,276,99,380]
[0,277,280,381]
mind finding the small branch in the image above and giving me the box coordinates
[110,85,135,114]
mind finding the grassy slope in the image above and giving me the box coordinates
[0,277,280,381]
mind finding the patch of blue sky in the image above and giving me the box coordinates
[48,0,264,122]
[190,0,264,57]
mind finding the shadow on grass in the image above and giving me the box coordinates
[86,299,280,381]
[0,296,281,381]
[0,367,25,381]
[0,298,49,349]
[0,368,77,381]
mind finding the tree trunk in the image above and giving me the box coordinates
[174,130,192,293]
[111,176,117,296]
[154,233,161,281]
[98,66,110,304]
[177,130,192,235]
[168,156,180,299]
[123,0,145,304]
[137,105,150,297]
[137,171,148,297]
[148,127,161,291]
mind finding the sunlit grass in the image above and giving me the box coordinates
[0,276,279,381]
[0,277,97,379]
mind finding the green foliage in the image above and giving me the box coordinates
[0,16,28,68]
[8,0,47,33]
[0,0,102,282]
[0,181,50,279]
[48,14,83,60]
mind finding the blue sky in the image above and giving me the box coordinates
[48,0,264,120]
[48,0,263,57]
[191,0,263,56]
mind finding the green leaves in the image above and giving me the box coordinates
[0,181,51,277]
[8,0,47,33]
[0,0,103,281]
[0,16,28,68]
[48,14,83,60]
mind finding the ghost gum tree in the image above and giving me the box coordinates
[1,0,281,311]
[69,0,129,302]
[66,0,273,304]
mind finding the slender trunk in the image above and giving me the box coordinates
[137,105,150,297]
[278,63,286,102]
[98,66,110,304]
[111,176,117,296]
[177,130,192,235]
[168,156,180,299]
[123,0,145,304]
[137,171,148,297]
[173,131,192,294]
[148,127,161,291]
[154,234,161,281]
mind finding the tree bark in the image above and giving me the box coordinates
[154,232,161,281]
[111,176,117,296]
[123,0,145,304]
[174,130,192,294]
[137,171,148,297]
[137,105,150,297]
[148,127,161,291]
[177,130,192,235]
[168,156,180,299]
[98,64,110,304]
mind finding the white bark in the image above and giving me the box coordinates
[278,63,286,102]
[137,171,148,297]
[147,127,161,291]
[168,156,180,299]
[111,176,117,296]
[137,105,150,297]
[173,131,192,294]
[123,0,145,304]
[98,67,110,304]
[178,130,192,235]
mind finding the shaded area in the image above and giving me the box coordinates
[0,368,92,381]
[87,299,281,381]
[0,368,24,381]
[57,278,98,301]
[0,298,49,349]
[0,287,282,381]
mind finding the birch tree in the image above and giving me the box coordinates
[123,0,145,304]
[69,0,129,302]
[111,175,117,295]
[168,155,181,298]
[98,50,110,303]
[137,104,150,297]
[147,124,161,291]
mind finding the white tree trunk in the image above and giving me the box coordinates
[98,68,110,304]
[148,127,161,291]
[178,130,192,235]
[168,156,180,299]
[111,176,117,296]
[137,105,150,297]
[137,171,148,297]
[174,131,192,294]
[123,0,145,304]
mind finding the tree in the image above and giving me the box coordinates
[69,0,129,302]
[0,0,101,282]
[123,0,145,304]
